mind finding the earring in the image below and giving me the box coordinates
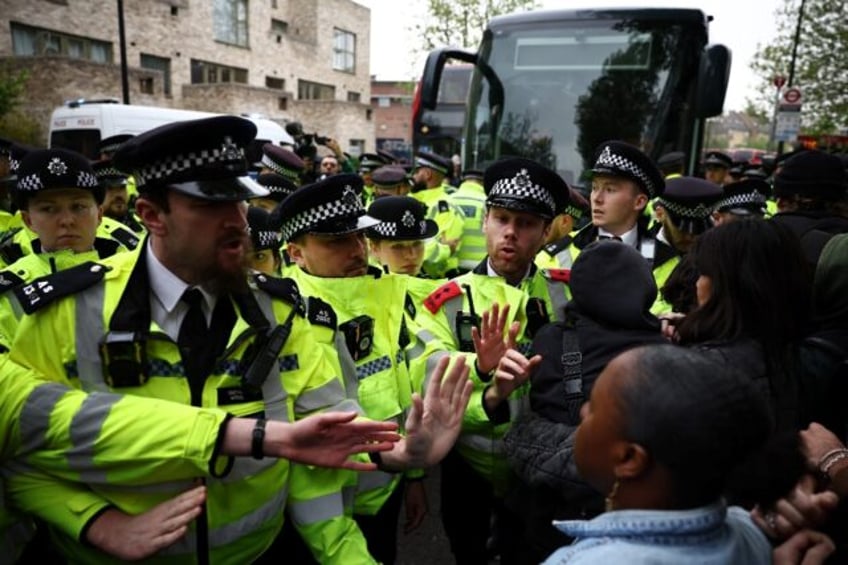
[605,480,620,512]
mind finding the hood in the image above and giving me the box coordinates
[813,234,848,330]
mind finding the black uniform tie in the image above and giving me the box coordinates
[179,288,210,386]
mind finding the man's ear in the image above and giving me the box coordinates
[135,197,166,236]
[287,240,306,268]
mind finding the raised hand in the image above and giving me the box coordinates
[472,303,520,375]
[86,485,206,560]
[484,348,542,411]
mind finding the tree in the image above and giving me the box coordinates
[749,0,848,134]
[0,64,28,120]
[0,64,40,145]
[412,0,538,53]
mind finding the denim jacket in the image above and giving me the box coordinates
[543,502,771,564]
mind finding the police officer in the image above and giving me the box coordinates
[5,116,377,563]
[657,151,686,180]
[411,151,466,278]
[535,187,590,269]
[259,142,305,187]
[703,150,732,185]
[366,195,438,278]
[448,169,488,273]
[246,205,283,275]
[411,156,572,564]
[93,158,146,235]
[370,165,411,198]
[358,152,389,207]
[278,175,472,564]
[652,176,723,313]
[712,178,770,226]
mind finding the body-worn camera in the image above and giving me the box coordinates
[100,331,148,388]
[340,315,374,361]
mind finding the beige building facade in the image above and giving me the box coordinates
[1,0,374,152]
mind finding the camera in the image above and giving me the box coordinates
[285,121,330,152]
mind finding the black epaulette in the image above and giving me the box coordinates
[252,273,305,316]
[13,261,109,315]
[367,265,383,278]
[543,235,572,257]
[438,200,449,213]
[305,296,337,329]
[0,269,25,295]
[404,292,416,319]
[94,237,122,259]
[109,226,140,250]
[0,229,24,266]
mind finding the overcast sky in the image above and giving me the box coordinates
[356,0,785,112]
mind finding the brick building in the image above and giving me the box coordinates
[371,79,413,160]
[1,0,374,152]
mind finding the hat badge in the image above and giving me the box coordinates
[401,210,416,228]
[597,146,613,166]
[342,185,358,207]
[219,137,240,161]
[514,168,532,189]
[47,157,68,176]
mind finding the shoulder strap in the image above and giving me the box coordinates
[423,280,463,314]
[252,274,305,317]
[305,296,337,329]
[13,261,109,314]
[0,269,25,295]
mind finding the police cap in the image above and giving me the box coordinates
[260,143,304,185]
[112,116,268,201]
[414,151,451,176]
[15,148,104,207]
[277,174,381,242]
[247,206,282,251]
[484,157,571,219]
[713,179,769,216]
[98,134,134,159]
[256,172,298,203]
[92,158,128,187]
[591,141,665,198]
[366,196,437,241]
[657,151,686,168]
[371,165,408,188]
[358,153,388,173]
[656,176,723,234]
[703,151,732,169]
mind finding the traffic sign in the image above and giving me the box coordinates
[773,76,787,89]
[783,87,802,105]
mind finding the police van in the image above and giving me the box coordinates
[49,99,294,162]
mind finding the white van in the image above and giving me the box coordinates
[48,99,294,162]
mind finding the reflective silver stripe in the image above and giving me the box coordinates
[75,283,108,391]
[554,249,574,269]
[640,237,656,264]
[294,377,348,415]
[356,470,395,494]
[336,332,360,400]
[327,398,364,414]
[287,490,344,526]
[18,382,67,454]
[458,433,504,455]
[544,279,569,323]
[97,479,196,494]
[342,485,356,510]
[67,393,123,483]
[423,350,452,390]
[442,294,463,343]
[254,289,291,423]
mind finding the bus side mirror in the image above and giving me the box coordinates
[695,44,731,118]
[419,48,477,110]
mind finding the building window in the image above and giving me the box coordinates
[278,97,288,111]
[213,0,249,47]
[139,76,154,94]
[347,91,361,103]
[349,139,365,157]
[377,96,391,108]
[366,109,373,121]
[266,76,285,90]
[298,79,335,101]
[271,19,288,34]
[333,28,355,73]
[190,59,248,84]
[140,54,171,95]
[10,22,112,63]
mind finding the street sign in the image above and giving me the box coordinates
[775,107,802,142]
[783,87,802,105]
[773,76,787,89]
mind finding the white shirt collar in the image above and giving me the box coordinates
[598,224,639,248]
[146,241,216,316]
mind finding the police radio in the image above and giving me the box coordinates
[525,298,550,339]
[340,315,375,361]
[455,284,479,353]
[99,331,148,388]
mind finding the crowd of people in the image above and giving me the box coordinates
[0,120,846,565]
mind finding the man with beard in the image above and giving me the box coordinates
[5,116,447,563]
[92,158,145,235]
[410,151,466,278]
[410,157,572,564]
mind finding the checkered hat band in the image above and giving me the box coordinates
[371,223,398,238]
[657,197,713,219]
[713,192,766,211]
[281,198,364,241]
[596,151,654,196]
[135,146,245,187]
[490,177,555,214]
[100,142,123,155]
[263,183,292,195]
[261,154,300,183]
[565,204,584,219]
[254,229,281,249]
[94,166,126,178]
[16,170,99,192]
[9,158,20,172]
[416,156,448,174]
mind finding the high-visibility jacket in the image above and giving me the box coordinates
[0,220,134,268]
[449,180,488,272]
[291,267,420,518]
[409,261,569,494]
[6,245,371,564]
[412,183,466,278]
[0,357,230,562]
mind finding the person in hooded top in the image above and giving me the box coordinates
[501,241,666,563]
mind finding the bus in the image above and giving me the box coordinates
[414,8,730,187]
[49,99,295,162]
[412,64,473,158]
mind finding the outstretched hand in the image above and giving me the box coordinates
[484,348,542,411]
[265,412,401,471]
[383,355,473,470]
[472,303,520,375]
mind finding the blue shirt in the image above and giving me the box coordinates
[543,502,771,564]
